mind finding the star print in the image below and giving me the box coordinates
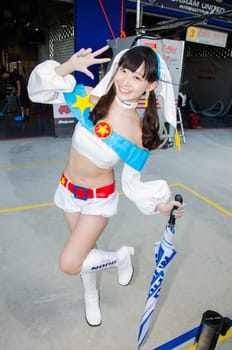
[97,125,109,137]
[71,95,93,114]
[94,121,112,139]
[61,176,66,185]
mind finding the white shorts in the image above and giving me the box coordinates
[54,183,119,217]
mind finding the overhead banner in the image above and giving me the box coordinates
[186,26,228,47]
[128,0,232,15]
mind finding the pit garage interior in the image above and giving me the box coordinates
[0,1,232,350]
[0,0,231,139]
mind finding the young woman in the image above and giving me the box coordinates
[28,45,184,326]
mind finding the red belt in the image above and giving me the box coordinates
[60,173,115,200]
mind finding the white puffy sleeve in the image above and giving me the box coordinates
[121,163,171,215]
[27,60,76,104]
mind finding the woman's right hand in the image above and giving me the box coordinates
[55,45,111,79]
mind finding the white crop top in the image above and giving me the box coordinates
[27,60,171,214]
[72,123,120,168]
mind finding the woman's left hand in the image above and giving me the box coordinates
[156,201,185,218]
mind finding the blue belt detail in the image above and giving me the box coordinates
[63,84,149,171]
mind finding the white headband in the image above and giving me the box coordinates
[91,46,177,128]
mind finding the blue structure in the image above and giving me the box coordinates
[74,0,231,87]
[75,0,125,86]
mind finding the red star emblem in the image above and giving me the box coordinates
[94,121,112,139]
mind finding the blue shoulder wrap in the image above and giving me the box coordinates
[63,84,149,171]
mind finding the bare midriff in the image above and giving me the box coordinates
[63,146,115,188]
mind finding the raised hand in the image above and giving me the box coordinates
[55,45,111,79]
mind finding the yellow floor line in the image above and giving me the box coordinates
[0,160,66,169]
[181,144,232,152]
[217,327,232,344]
[170,183,232,217]
[1,142,232,169]
[0,202,55,213]
[185,326,232,349]
[185,345,197,350]
[0,184,231,216]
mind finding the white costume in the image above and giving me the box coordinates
[27,47,175,327]
[28,53,172,215]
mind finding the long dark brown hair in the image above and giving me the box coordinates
[90,46,161,150]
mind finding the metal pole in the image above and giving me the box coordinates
[136,0,141,34]
[196,324,219,350]
[195,310,230,350]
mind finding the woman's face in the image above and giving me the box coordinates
[114,62,157,103]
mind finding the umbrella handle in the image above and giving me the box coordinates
[168,194,183,226]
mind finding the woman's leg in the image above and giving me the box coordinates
[60,212,134,283]
[63,211,81,233]
[60,212,134,326]
[60,213,109,275]
[60,212,109,326]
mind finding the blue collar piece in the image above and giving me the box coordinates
[63,84,149,171]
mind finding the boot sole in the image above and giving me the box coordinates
[85,315,102,327]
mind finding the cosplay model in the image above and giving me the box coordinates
[28,45,184,326]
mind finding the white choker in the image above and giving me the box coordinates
[115,96,138,109]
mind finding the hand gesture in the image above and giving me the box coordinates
[69,45,111,79]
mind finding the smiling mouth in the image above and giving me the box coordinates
[118,86,130,99]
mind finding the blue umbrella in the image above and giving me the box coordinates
[137,194,183,349]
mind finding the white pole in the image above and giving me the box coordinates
[136,0,141,34]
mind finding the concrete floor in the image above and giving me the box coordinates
[0,128,232,350]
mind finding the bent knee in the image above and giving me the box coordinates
[59,254,82,275]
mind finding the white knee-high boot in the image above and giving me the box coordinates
[80,246,134,326]
[80,272,101,326]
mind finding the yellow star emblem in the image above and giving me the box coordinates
[97,124,108,137]
[71,95,93,114]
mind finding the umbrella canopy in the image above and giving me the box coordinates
[137,194,183,349]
